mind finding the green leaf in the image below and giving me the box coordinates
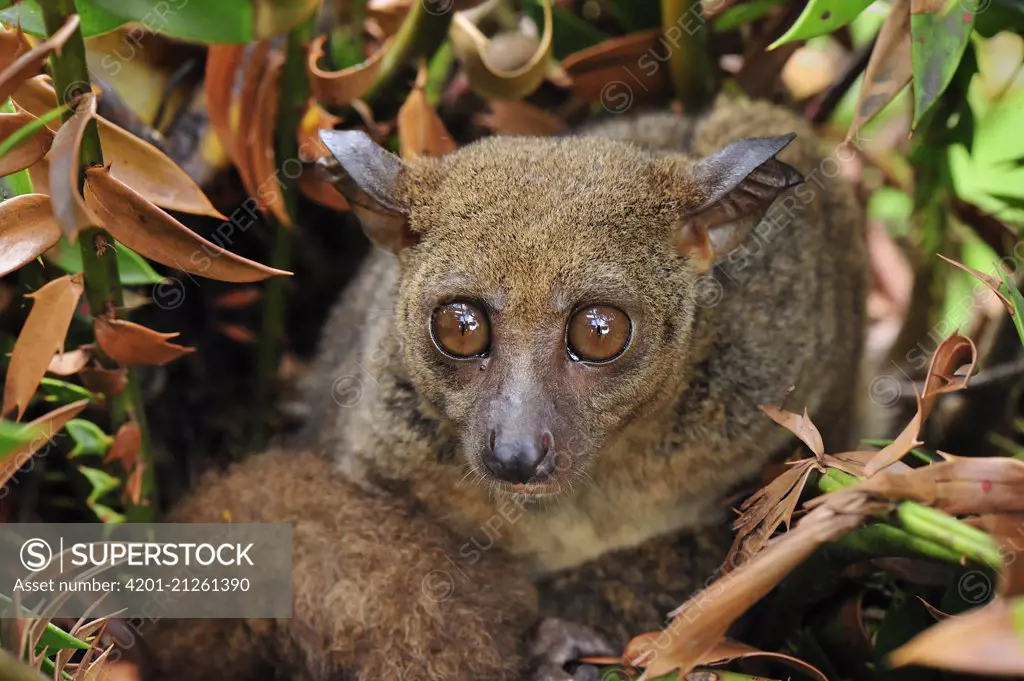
[714,0,788,33]
[0,420,39,461]
[0,594,92,653]
[0,0,126,37]
[999,267,1024,349]
[65,419,113,459]
[0,104,68,161]
[85,0,321,43]
[1013,597,1024,640]
[89,502,125,523]
[523,0,607,60]
[44,237,163,286]
[769,0,874,49]
[77,465,120,505]
[38,378,96,407]
[910,0,976,128]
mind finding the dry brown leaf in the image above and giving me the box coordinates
[1,274,84,421]
[0,108,54,176]
[759,405,825,458]
[204,44,246,165]
[46,347,92,376]
[824,449,913,477]
[0,194,62,278]
[93,317,195,367]
[213,288,263,309]
[0,26,31,71]
[612,637,827,681]
[308,33,391,108]
[727,458,821,566]
[0,400,89,488]
[83,166,291,283]
[105,420,141,470]
[0,14,78,104]
[79,366,127,398]
[863,398,925,477]
[475,100,566,136]
[123,461,145,506]
[631,499,868,678]
[216,323,257,344]
[397,66,456,160]
[249,50,291,226]
[12,76,225,219]
[561,30,667,106]
[48,92,104,242]
[848,0,912,140]
[889,598,1024,675]
[812,456,1024,516]
[938,253,1013,311]
[234,41,272,198]
[299,171,351,211]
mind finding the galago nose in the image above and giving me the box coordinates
[483,429,553,484]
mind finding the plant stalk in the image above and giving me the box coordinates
[364,0,454,104]
[41,0,154,521]
[253,16,315,448]
[661,0,717,113]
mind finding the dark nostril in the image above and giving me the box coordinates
[541,431,553,456]
[487,429,496,453]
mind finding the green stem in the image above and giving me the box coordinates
[253,16,315,448]
[364,0,454,104]
[41,0,154,521]
[661,0,716,112]
[1,98,35,198]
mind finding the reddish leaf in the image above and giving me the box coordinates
[561,30,667,106]
[1,274,84,421]
[235,41,272,198]
[889,598,1024,675]
[299,172,350,211]
[46,346,92,376]
[123,460,145,506]
[204,45,246,166]
[79,366,127,398]
[215,323,257,344]
[248,50,291,227]
[47,92,103,242]
[0,194,62,278]
[0,400,88,488]
[397,66,456,160]
[104,420,141,470]
[212,288,263,309]
[83,166,291,283]
[0,26,31,71]
[0,14,78,104]
[308,33,390,108]
[0,108,54,176]
[93,317,195,367]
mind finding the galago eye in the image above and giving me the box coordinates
[566,305,631,363]
[430,301,490,358]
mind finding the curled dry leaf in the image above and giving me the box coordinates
[864,332,976,475]
[0,108,54,176]
[203,44,246,165]
[561,30,666,105]
[300,171,350,211]
[848,0,912,141]
[308,33,390,108]
[48,92,104,242]
[0,194,62,278]
[1,274,84,421]
[450,0,554,101]
[938,253,1013,310]
[889,598,1024,675]
[104,420,141,470]
[83,166,292,283]
[93,317,194,367]
[631,498,869,678]
[727,458,822,566]
[235,41,272,198]
[0,14,78,104]
[12,76,225,219]
[759,405,825,458]
[249,50,291,226]
[397,66,456,160]
[0,26,31,70]
[0,400,89,488]
[474,100,566,136]
[46,347,92,376]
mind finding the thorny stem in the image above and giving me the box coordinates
[363,0,454,104]
[40,0,154,521]
[253,15,316,448]
[661,0,716,113]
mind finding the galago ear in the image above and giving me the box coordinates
[676,133,804,270]
[318,129,418,253]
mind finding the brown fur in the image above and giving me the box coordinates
[151,94,867,680]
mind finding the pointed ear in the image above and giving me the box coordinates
[318,130,418,253]
[675,133,804,270]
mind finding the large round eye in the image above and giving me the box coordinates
[567,305,631,363]
[431,301,490,358]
